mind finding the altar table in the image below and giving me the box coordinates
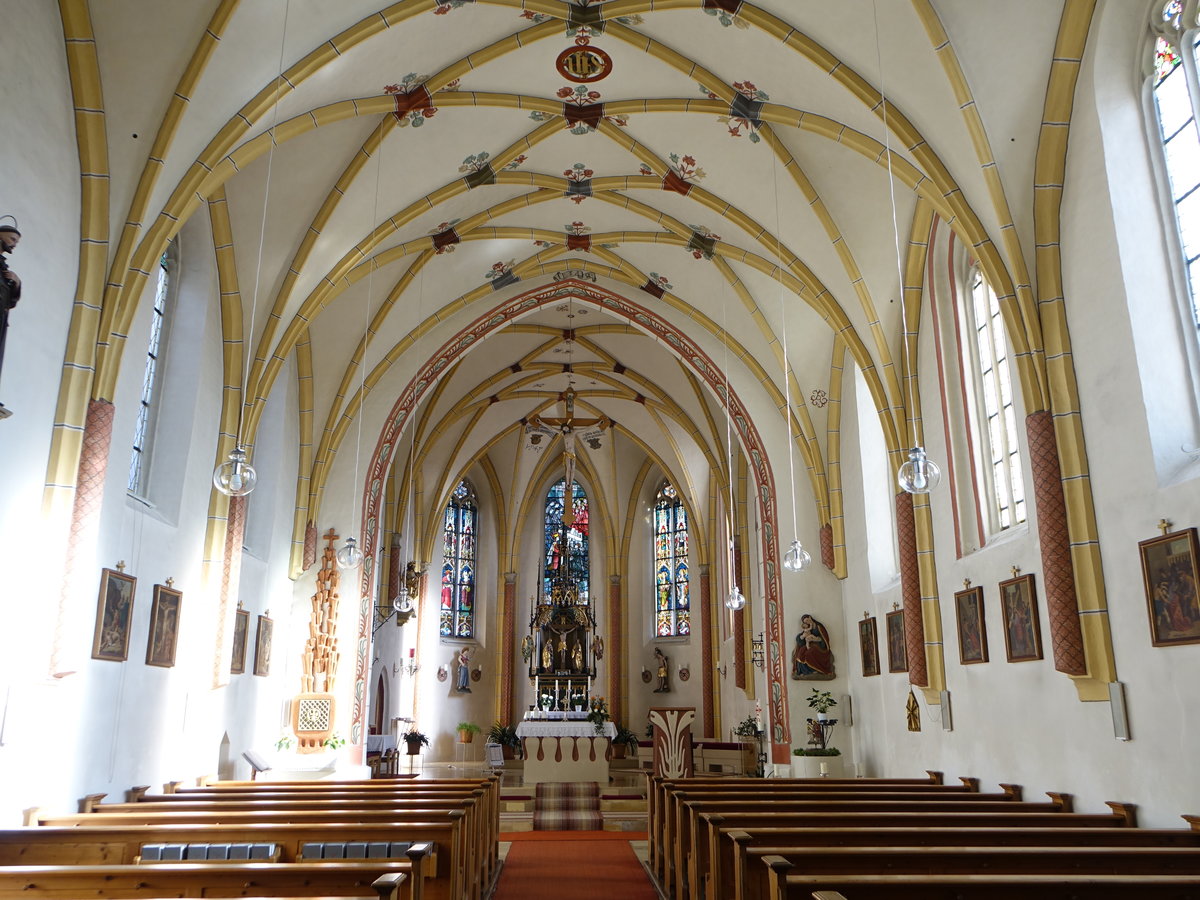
[516,721,615,784]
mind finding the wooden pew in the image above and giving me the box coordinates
[7,821,458,900]
[670,789,1066,900]
[710,822,1200,900]
[735,845,1200,900]
[646,771,947,886]
[765,865,1200,900]
[0,861,414,899]
[138,779,501,883]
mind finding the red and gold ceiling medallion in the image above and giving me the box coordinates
[556,45,613,83]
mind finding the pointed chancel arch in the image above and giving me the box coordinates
[354,278,793,762]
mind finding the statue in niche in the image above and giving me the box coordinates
[456,646,471,692]
[792,613,835,680]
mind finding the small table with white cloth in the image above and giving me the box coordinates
[516,720,615,784]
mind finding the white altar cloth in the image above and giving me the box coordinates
[516,721,616,739]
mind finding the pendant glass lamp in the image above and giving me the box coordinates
[897,446,942,494]
[782,539,812,573]
[336,535,363,569]
[725,585,746,611]
[213,446,258,497]
[396,595,414,615]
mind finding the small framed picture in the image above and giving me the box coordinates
[92,568,136,662]
[253,614,273,677]
[954,586,989,664]
[230,608,249,674]
[145,584,182,668]
[858,617,880,677]
[1139,527,1200,647]
[886,609,908,673]
[1000,573,1042,662]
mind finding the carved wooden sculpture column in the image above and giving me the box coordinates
[293,530,342,752]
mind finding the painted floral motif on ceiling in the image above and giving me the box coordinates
[647,272,673,291]
[809,389,829,409]
[669,153,706,183]
[427,219,462,255]
[700,81,769,142]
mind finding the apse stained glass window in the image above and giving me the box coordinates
[440,480,478,638]
[128,249,172,494]
[653,482,690,637]
[963,269,1026,533]
[1150,0,1200,328]
[543,478,589,604]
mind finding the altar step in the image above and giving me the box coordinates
[500,774,647,832]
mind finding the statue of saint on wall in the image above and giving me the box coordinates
[791,613,835,680]
[653,646,670,692]
[455,646,472,692]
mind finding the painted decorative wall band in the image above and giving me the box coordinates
[896,490,929,687]
[1026,409,1087,676]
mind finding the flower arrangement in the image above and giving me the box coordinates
[732,715,760,738]
[586,696,611,734]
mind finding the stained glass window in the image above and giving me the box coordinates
[1151,1,1200,327]
[440,480,478,638]
[653,482,690,637]
[128,249,172,494]
[543,478,589,604]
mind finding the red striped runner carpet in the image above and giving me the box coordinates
[494,834,656,900]
[532,781,603,830]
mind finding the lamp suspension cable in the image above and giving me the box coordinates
[722,284,745,611]
[871,0,941,495]
[213,0,292,497]
[337,118,386,569]
[395,251,426,616]
[774,150,811,573]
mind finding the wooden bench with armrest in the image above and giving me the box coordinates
[4,822,457,900]
[668,789,1068,900]
[734,844,1200,900]
[707,820,1200,900]
[766,866,1200,900]
[0,861,417,900]
[646,771,950,881]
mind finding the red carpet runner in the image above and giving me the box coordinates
[532,781,603,830]
[494,834,656,900]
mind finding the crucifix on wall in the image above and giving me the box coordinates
[525,387,610,529]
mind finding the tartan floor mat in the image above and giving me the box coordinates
[533,782,603,830]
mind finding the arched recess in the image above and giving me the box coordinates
[353,278,792,763]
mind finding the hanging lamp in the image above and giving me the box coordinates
[872,1,942,495]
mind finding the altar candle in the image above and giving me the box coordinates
[819,761,829,776]
[409,648,415,658]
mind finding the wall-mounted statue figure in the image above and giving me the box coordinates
[792,613,835,680]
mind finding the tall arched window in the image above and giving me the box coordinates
[544,478,589,603]
[128,248,173,494]
[1150,0,1200,328]
[653,482,690,637]
[440,480,478,638]
[961,267,1027,533]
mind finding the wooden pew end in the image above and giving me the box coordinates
[126,786,150,802]
[1107,801,1138,827]
[1046,791,1072,812]
[79,793,107,814]
[998,783,1023,801]
[371,871,407,900]
[811,894,849,900]
[22,807,41,826]
[925,770,943,784]
[958,777,980,792]
[163,781,181,794]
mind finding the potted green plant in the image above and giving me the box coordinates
[585,696,611,734]
[456,721,482,744]
[487,721,520,759]
[807,689,838,721]
[323,732,346,751]
[732,716,761,775]
[732,715,761,738]
[610,724,640,760]
[402,728,429,756]
[274,732,295,752]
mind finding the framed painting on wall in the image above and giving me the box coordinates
[858,616,880,676]
[954,585,989,664]
[253,614,273,677]
[230,608,249,674]
[1000,573,1042,662]
[92,568,136,662]
[1139,527,1200,646]
[886,609,907,673]
[145,583,182,667]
